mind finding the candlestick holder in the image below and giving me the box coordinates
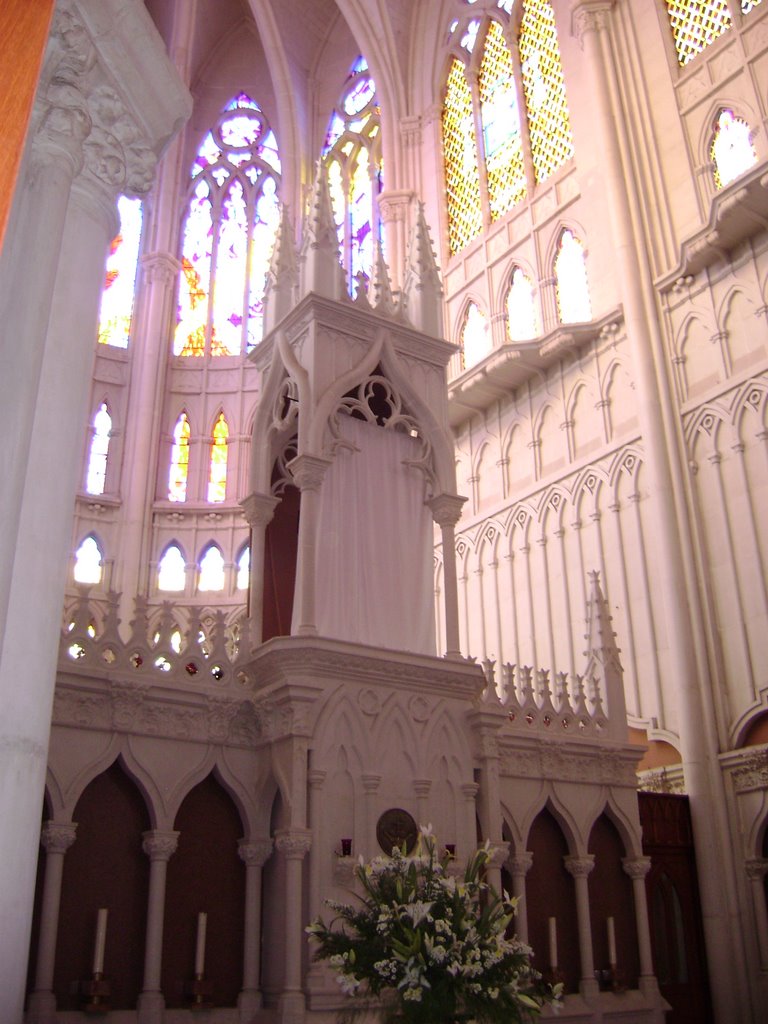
[186,972,214,1010]
[81,972,111,1014]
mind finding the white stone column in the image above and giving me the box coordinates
[507,852,533,944]
[565,855,597,999]
[378,188,412,295]
[361,773,382,859]
[460,782,479,866]
[138,830,178,1024]
[274,829,312,1024]
[745,859,768,970]
[288,456,331,637]
[238,838,273,1021]
[413,779,431,827]
[622,855,659,997]
[428,494,467,659]
[241,492,280,646]
[27,823,78,1024]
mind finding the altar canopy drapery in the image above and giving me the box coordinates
[310,415,435,654]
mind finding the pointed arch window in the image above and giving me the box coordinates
[665,1,763,67]
[554,229,591,324]
[506,267,538,341]
[97,196,143,348]
[207,413,229,503]
[460,302,492,369]
[198,544,226,592]
[711,109,756,189]
[158,544,186,592]
[236,544,250,590]
[324,57,383,295]
[85,402,112,496]
[443,3,574,255]
[74,536,103,585]
[169,413,191,502]
[175,93,281,357]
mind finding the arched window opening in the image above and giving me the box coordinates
[665,1,732,66]
[461,302,492,369]
[554,229,591,325]
[443,58,483,255]
[236,545,250,590]
[169,413,191,503]
[74,536,103,585]
[158,545,186,592]
[479,20,526,218]
[324,57,383,296]
[198,545,226,592]
[175,94,281,357]
[97,195,143,348]
[506,267,538,341]
[207,413,229,503]
[86,402,112,496]
[711,109,757,189]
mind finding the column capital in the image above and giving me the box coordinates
[461,782,479,800]
[564,854,595,878]
[288,454,332,492]
[362,772,383,794]
[142,829,179,862]
[241,491,280,527]
[413,778,432,797]
[571,1,615,47]
[507,852,534,876]
[745,858,768,881]
[428,493,467,528]
[378,190,413,224]
[41,821,78,854]
[275,828,312,859]
[307,768,327,789]
[486,842,510,870]
[238,838,274,868]
[141,251,181,286]
[622,855,652,880]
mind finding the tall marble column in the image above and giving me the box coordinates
[241,492,280,646]
[238,839,273,1021]
[565,855,597,1000]
[428,494,467,659]
[622,856,659,998]
[506,852,533,944]
[138,830,179,1024]
[288,456,331,637]
[275,829,312,1024]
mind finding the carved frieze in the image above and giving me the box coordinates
[730,749,768,793]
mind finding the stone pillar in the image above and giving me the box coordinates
[237,838,273,1021]
[378,189,412,295]
[507,852,533,944]
[413,779,431,827]
[428,494,467,659]
[460,782,479,866]
[565,855,597,999]
[361,773,382,859]
[27,823,78,1024]
[288,456,331,637]
[622,856,659,996]
[275,829,312,1024]
[745,859,768,970]
[241,492,280,646]
[138,830,179,1024]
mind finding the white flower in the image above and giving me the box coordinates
[336,974,360,995]
[404,900,433,926]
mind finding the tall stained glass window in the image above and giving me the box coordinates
[86,402,112,496]
[97,196,143,348]
[324,57,383,295]
[554,229,591,325]
[711,109,756,188]
[443,2,573,255]
[207,413,229,503]
[175,94,281,357]
[665,1,731,66]
[460,302,492,369]
[169,413,191,502]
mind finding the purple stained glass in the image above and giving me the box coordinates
[220,113,262,148]
[343,75,376,116]
[175,179,213,355]
[247,176,280,350]
[192,131,222,177]
[212,179,248,355]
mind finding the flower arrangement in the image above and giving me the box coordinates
[307,826,560,1024]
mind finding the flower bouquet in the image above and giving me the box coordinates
[307,826,560,1024]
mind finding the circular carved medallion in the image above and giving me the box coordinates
[376,808,418,855]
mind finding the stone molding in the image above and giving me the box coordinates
[507,852,534,876]
[499,742,638,787]
[238,838,273,868]
[744,858,768,881]
[41,821,78,854]
[142,830,179,861]
[274,829,312,859]
[565,854,595,878]
[729,748,768,793]
[622,856,652,880]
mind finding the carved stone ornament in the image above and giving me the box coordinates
[730,749,768,792]
[142,830,179,862]
[507,852,534,876]
[744,858,768,882]
[622,856,652,880]
[376,808,418,855]
[571,4,614,49]
[275,830,312,858]
[565,855,595,879]
[41,821,78,854]
[238,838,274,868]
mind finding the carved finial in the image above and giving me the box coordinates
[401,203,443,338]
[370,242,396,316]
[583,571,626,738]
[263,203,298,332]
[299,161,345,301]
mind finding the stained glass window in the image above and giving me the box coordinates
[665,1,732,66]
[97,196,142,348]
[554,229,592,324]
[86,402,112,496]
[74,536,103,585]
[479,20,526,218]
[742,0,764,11]
[237,545,250,590]
[175,93,281,357]
[711,109,756,188]
[158,544,186,592]
[443,58,483,255]
[198,544,225,592]
[506,268,538,341]
[207,413,229,503]
[461,302,492,369]
[169,413,191,502]
[323,57,383,296]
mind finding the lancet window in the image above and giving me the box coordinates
[442,1,574,255]
[554,229,591,325]
[97,196,143,348]
[711,108,757,188]
[157,544,186,592]
[174,93,281,357]
[236,545,250,590]
[324,57,383,294]
[85,402,112,496]
[665,1,763,67]
[207,413,229,503]
[460,302,492,369]
[74,536,103,585]
[506,267,538,341]
[198,545,226,592]
[169,413,191,502]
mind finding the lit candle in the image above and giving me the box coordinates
[607,916,617,966]
[195,912,207,976]
[92,908,108,975]
[548,916,558,969]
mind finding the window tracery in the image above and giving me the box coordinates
[207,412,229,503]
[97,196,142,348]
[711,108,757,188]
[169,413,191,503]
[554,229,591,325]
[86,402,112,496]
[198,544,226,592]
[158,544,186,592]
[74,536,103,585]
[174,93,281,357]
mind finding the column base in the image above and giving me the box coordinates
[137,989,165,1024]
[579,976,600,1001]
[239,987,262,1022]
[278,989,306,1024]
[26,990,56,1024]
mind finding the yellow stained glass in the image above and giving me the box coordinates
[442,58,483,254]
[207,413,229,503]
[742,0,764,12]
[169,413,191,502]
[519,0,574,184]
[479,21,526,218]
[665,1,731,67]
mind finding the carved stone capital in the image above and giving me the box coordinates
[141,251,181,287]
[142,830,179,862]
[428,493,467,529]
[745,858,768,882]
[288,454,332,492]
[571,2,615,48]
[378,190,413,223]
[275,828,312,859]
[731,749,768,792]
[622,855,652,880]
[238,838,274,868]
[486,842,510,870]
[362,772,383,794]
[564,854,595,879]
[241,491,280,528]
[507,852,534,876]
[41,821,78,855]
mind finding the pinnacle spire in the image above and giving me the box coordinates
[299,161,346,301]
[263,203,298,333]
[583,570,626,739]
[369,241,396,316]
[402,203,443,338]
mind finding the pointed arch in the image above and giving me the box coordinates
[198,543,226,592]
[505,264,539,341]
[169,411,191,502]
[157,542,187,593]
[553,227,591,325]
[85,401,113,496]
[73,534,104,585]
[207,411,230,503]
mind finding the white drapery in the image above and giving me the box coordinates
[310,416,435,655]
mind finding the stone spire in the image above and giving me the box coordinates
[369,241,396,317]
[401,203,443,338]
[298,161,345,301]
[583,570,626,739]
[263,203,298,333]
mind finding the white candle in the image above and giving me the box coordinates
[195,912,207,976]
[607,916,617,966]
[548,916,558,968]
[92,908,108,975]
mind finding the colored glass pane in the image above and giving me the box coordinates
[212,179,248,356]
[461,18,480,52]
[350,147,373,290]
[86,403,112,496]
[555,230,591,324]
[519,0,574,183]
[74,536,103,585]
[742,0,764,11]
[248,175,280,349]
[461,302,491,369]
[442,59,482,254]
[479,20,526,218]
[506,268,538,341]
[207,413,229,503]
[97,196,142,348]
[158,545,186,592]
[169,413,191,502]
[237,546,250,590]
[199,545,225,591]
[175,179,213,356]
[665,1,731,66]
[711,109,756,189]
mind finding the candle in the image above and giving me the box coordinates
[195,912,207,976]
[548,916,558,968]
[607,916,617,966]
[92,908,108,975]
